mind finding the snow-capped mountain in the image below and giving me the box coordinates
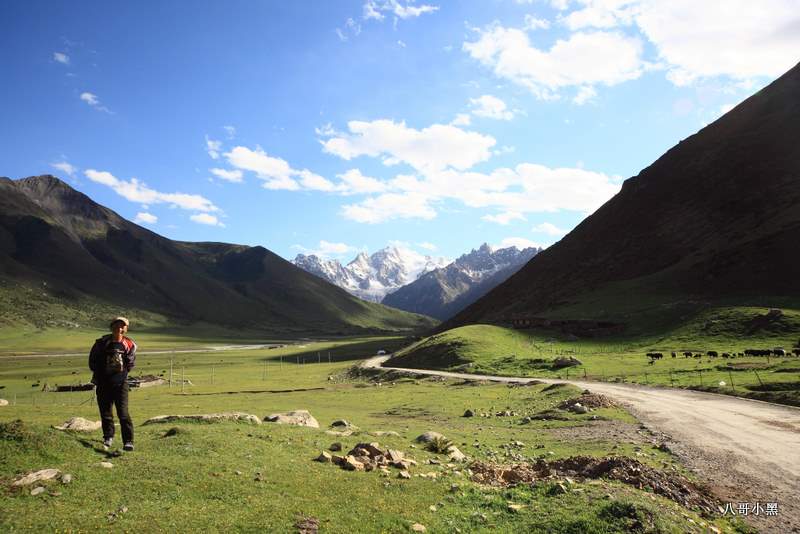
[381,243,542,320]
[292,245,450,302]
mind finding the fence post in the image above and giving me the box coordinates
[698,369,703,386]
[211,365,215,385]
[670,370,674,387]
[328,352,331,363]
[644,372,648,384]
[584,368,587,379]
[728,369,736,392]
[169,356,174,388]
[181,367,185,394]
[753,369,764,387]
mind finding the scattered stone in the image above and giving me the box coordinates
[235,470,243,475]
[100,462,114,469]
[329,442,343,452]
[447,446,467,463]
[325,430,353,437]
[559,394,618,411]
[388,449,405,463]
[295,515,320,534]
[0,399,9,406]
[330,419,357,429]
[399,471,411,479]
[411,523,426,532]
[30,486,45,496]
[264,410,319,428]
[463,409,475,417]
[13,469,61,486]
[450,484,460,492]
[508,504,526,513]
[569,403,589,414]
[61,474,73,484]
[549,483,568,495]
[315,451,333,463]
[657,442,671,453]
[415,431,445,444]
[144,413,261,425]
[344,455,365,471]
[429,505,437,512]
[331,455,346,466]
[49,490,62,497]
[54,416,102,432]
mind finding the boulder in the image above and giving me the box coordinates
[343,455,365,471]
[265,410,319,428]
[330,419,357,429]
[0,399,8,406]
[447,446,467,463]
[30,487,45,496]
[315,451,333,463]
[463,409,475,417]
[12,469,61,486]
[415,431,445,444]
[552,357,582,369]
[569,403,589,414]
[143,413,261,425]
[369,430,400,438]
[61,474,73,484]
[54,417,101,432]
[329,442,343,452]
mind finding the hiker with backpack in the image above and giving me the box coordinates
[89,316,137,451]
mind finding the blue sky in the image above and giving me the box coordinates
[2,1,798,263]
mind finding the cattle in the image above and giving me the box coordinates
[683,351,693,358]
[707,351,718,357]
[671,351,677,358]
[793,348,800,357]
[693,353,702,358]
[646,352,664,360]
[721,353,730,358]
[773,348,786,357]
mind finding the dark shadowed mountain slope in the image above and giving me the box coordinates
[0,175,435,333]
[446,61,800,331]
[382,244,540,320]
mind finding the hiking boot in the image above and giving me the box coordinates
[103,437,113,449]
[123,442,134,452]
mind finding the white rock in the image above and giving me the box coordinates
[30,487,45,496]
[143,412,261,425]
[12,468,61,486]
[0,399,9,406]
[100,462,114,469]
[264,410,319,428]
[54,417,101,432]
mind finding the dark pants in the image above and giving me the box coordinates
[96,381,133,443]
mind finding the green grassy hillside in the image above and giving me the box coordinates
[388,307,800,406]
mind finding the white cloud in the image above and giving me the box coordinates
[53,52,70,64]
[573,85,597,105]
[51,161,77,177]
[336,168,388,195]
[223,125,236,139]
[463,24,644,99]
[524,15,551,31]
[363,1,439,20]
[298,169,337,191]
[336,28,348,42]
[470,95,515,120]
[341,192,436,223]
[397,40,407,48]
[319,240,356,256]
[225,146,293,180]
[635,0,800,85]
[210,168,243,183]
[85,169,220,212]
[560,0,637,30]
[495,237,543,250]
[533,222,567,236]
[134,212,157,224]
[451,113,472,126]
[206,136,222,159]
[482,211,525,225]
[320,119,496,173]
[190,213,225,227]
[80,92,111,113]
[418,242,437,251]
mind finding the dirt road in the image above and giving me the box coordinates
[364,356,800,532]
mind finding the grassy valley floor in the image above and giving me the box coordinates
[0,334,752,532]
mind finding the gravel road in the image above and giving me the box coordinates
[364,356,800,532]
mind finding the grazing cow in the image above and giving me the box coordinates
[721,353,730,358]
[693,353,702,358]
[646,352,664,360]
[792,348,800,357]
[671,351,677,358]
[773,348,786,357]
[707,351,718,358]
[683,352,693,358]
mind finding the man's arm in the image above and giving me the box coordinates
[88,340,101,372]
[125,339,137,371]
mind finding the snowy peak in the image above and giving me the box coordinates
[292,245,450,302]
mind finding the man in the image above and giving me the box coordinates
[89,316,137,451]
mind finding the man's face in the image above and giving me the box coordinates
[111,321,128,336]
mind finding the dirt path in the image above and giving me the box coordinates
[364,356,800,532]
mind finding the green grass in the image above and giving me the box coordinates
[0,336,749,532]
[388,306,800,406]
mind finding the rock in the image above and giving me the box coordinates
[387,449,405,463]
[463,409,475,417]
[398,470,411,479]
[657,442,671,453]
[30,487,45,496]
[548,482,568,495]
[429,505,437,512]
[330,419,357,429]
[235,470,243,475]
[508,504,526,513]
[100,462,114,469]
[344,456,364,471]
[329,442,343,452]
[325,430,353,437]
[447,446,467,463]
[315,451,333,463]
[570,403,589,414]
[54,416,102,432]
[144,413,261,425]
[411,524,426,532]
[61,474,73,484]
[0,399,8,406]
[264,410,319,428]
[552,356,582,369]
[331,455,346,466]
[12,468,61,486]
[415,431,445,443]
